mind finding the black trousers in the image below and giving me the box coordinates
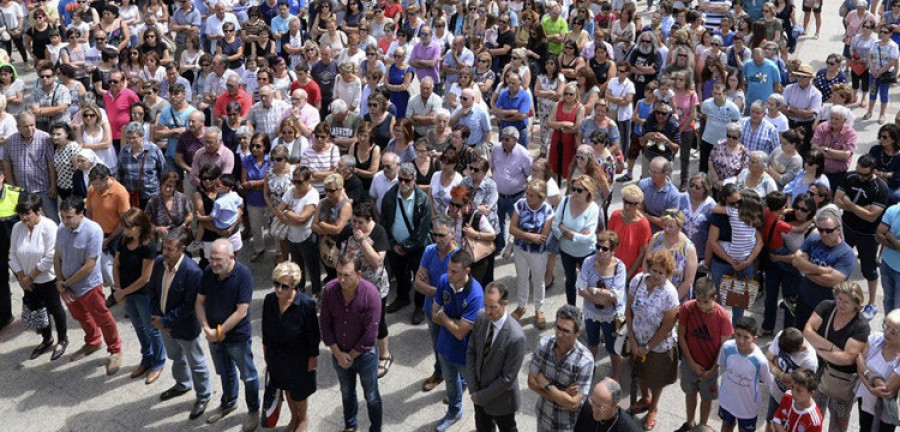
[388,248,424,308]
[289,237,323,296]
[25,280,68,342]
[474,405,518,432]
[0,219,14,322]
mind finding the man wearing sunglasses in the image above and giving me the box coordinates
[790,211,856,329]
[834,155,890,321]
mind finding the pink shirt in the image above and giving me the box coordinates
[812,121,857,174]
[104,87,140,139]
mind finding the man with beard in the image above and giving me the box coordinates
[627,31,663,101]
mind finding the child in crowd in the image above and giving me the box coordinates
[654,77,675,104]
[718,316,770,432]
[765,327,818,429]
[712,190,763,267]
[676,278,734,432]
[772,368,823,432]
[189,174,243,252]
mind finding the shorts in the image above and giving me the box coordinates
[634,347,678,388]
[802,3,822,13]
[679,360,719,400]
[843,226,879,280]
[585,319,617,355]
[718,407,758,432]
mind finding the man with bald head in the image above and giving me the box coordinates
[189,126,235,189]
[450,88,491,151]
[247,85,292,140]
[104,70,140,152]
[573,379,642,432]
[441,36,474,93]
[407,77,443,138]
[312,45,339,117]
[213,75,251,126]
[285,89,321,139]
[176,110,208,198]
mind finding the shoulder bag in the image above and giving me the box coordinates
[817,306,859,402]
[462,211,495,262]
[318,198,348,268]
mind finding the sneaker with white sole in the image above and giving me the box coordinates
[863,304,877,321]
[206,404,237,424]
[106,353,121,375]
[186,240,204,254]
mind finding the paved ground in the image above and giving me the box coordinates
[0,2,892,431]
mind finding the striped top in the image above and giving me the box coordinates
[725,206,757,262]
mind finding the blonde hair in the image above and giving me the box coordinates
[324,173,344,188]
[660,208,686,228]
[621,184,643,203]
[570,174,597,203]
[833,282,865,311]
[272,261,303,287]
[525,179,547,201]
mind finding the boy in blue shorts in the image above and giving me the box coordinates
[718,316,771,432]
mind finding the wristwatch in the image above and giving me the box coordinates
[543,383,553,393]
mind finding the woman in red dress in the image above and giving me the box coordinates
[547,82,585,182]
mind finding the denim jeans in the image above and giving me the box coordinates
[208,339,260,411]
[426,312,442,377]
[333,348,382,432]
[36,190,59,223]
[882,260,900,313]
[497,191,523,251]
[560,250,590,306]
[762,263,799,332]
[162,332,211,400]
[124,292,167,370]
[710,259,755,327]
[438,353,465,419]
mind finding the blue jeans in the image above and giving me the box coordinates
[124,292,167,370]
[762,262,799,332]
[333,348,382,432]
[561,250,590,306]
[497,191,523,251]
[710,259,755,327]
[870,74,892,103]
[37,190,59,223]
[517,127,529,148]
[438,353,465,419]
[883,260,900,313]
[208,339,260,411]
[162,331,211,400]
[426,312,442,377]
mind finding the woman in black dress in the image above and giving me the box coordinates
[364,94,394,150]
[263,261,320,432]
[191,164,223,268]
[349,122,381,193]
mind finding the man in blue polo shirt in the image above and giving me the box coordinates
[638,157,682,233]
[450,88,492,151]
[432,250,484,432]
[195,239,260,432]
[492,72,532,147]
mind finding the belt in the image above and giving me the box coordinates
[499,190,525,199]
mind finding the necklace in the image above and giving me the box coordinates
[881,147,897,168]
[595,410,620,432]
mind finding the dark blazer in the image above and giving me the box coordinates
[149,254,204,340]
[464,309,527,417]
[380,184,432,251]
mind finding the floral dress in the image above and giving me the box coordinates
[628,274,679,352]
[537,73,564,121]
[266,167,293,220]
[462,176,500,232]
[709,142,749,189]
[647,232,695,291]
[341,227,391,299]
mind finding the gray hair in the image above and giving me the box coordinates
[815,207,841,227]
[420,76,435,86]
[162,227,190,247]
[651,156,673,174]
[330,99,348,114]
[768,93,784,108]
[501,126,520,140]
[123,121,145,137]
[399,162,416,178]
[750,99,766,113]
[205,125,223,142]
[339,154,356,168]
[382,152,399,165]
[556,304,584,334]
[830,105,853,127]
[601,378,623,405]
[725,122,742,136]
[235,125,253,137]
[435,108,451,120]
[210,238,234,257]
[711,35,723,46]
[750,151,768,169]
[432,214,454,231]
[16,111,35,126]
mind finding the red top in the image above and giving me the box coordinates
[678,299,734,369]
[213,88,253,118]
[774,392,823,432]
[607,209,652,272]
[763,209,792,251]
[290,79,322,107]
[103,87,140,139]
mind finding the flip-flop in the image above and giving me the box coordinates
[643,409,658,431]
[377,355,393,379]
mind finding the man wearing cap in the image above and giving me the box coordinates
[780,64,822,152]
[491,126,533,257]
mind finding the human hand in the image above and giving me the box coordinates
[113,288,127,303]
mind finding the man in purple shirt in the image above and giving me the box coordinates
[491,126,533,255]
[176,110,207,199]
[320,254,383,432]
[409,26,441,91]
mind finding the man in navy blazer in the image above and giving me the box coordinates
[465,281,527,432]
[150,228,211,420]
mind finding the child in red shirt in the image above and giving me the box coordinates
[773,368,823,432]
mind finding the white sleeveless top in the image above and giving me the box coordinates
[82,128,117,176]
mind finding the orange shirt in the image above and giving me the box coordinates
[86,180,131,234]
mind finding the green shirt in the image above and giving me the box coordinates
[541,16,569,55]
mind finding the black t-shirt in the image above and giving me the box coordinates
[627,49,661,96]
[709,213,733,265]
[838,172,890,234]
[139,43,167,61]
[814,300,870,373]
[496,29,516,67]
[589,58,612,88]
[118,242,157,295]
[344,174,366,205]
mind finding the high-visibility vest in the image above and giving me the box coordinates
[0,186,22,221]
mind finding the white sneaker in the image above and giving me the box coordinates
[186,241,203,254]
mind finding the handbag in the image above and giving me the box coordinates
[319,234,340,268]
[21,296,49,331]
[270,218,289,241]
[719,272,760,309]
[849,55,867,76]
[129,150,148,208]
[545,197,568,254]
[462,211,495,262]
[818,307,859,402]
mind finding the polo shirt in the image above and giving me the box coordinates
[390,190,415,244]
[490,143,533,196]
[410,41,441,84]
[700,99,742,144]
[56,217,104,298]
[158,105,196,159]
[453,105,491,146]
[104,88,140,140]
[190,145,236,187]
[213,88,253,118]
[541,16,569,55]
[434,274,484,365]
[369,172,397,211]
[86,180,131,234]
[638,177,681,231]
[419,244,459,316]
[319,277,381,353]
[199,261,254,343]
[782,83,823,122]
[796,234,856,308]
[406,93,443,136]
[172,7,202,45]
[495,88,531,130]
[210,191,243,229]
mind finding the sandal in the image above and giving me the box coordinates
[377,355,393,379]
[51,338,69,361]
[864,112,873,120]
[643,409,658,431]
[30,339,54,360]
[627,397,652,415]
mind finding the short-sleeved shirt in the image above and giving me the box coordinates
[281,186,319,243]
[3,131,55,193]
[529,334,594,432]
[701,99,742,144]
[838,173,890,234]
[607,210,652,270]
[742,58,781,108]
[406,93,443,136]
[199,261,254,343]
[86,180,131,234]
[419,244,458,316]
[32,83,72,126]
[512,199,554,253]
[768,331,818,401]
[577,256,627,322]
[158,105,196,159]
[434,274,484,366]
[453,105,491,146]
[773,392,823,432]
[717,340,770,419]
[881,204,900,272]
[210,191,243,229]
[491,144,533,196]
[495,88,531,130]
[638,177,681,231]
[541,16,569,55]
[628,274,679,352]
[813,300,870,373]
[104,88,140,140]
[117,243,156,295]
[56,217,104,298]
[678,300,733,369]
[797,235,857,309]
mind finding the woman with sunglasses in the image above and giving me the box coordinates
[277,166,320,295]
[869,124,900,202]
[385,45,413,118]
[446,184,497,285]
[241,132,273,262]
[568,145,611,216]
[708,122,749,193]
[264,145,294,262]
[814,54,848,104]
[24,9,56,66]
[558,40,585,82]
[548,83,585,182]
[77,103,117,175]
[509,179,555,329]
[311,0,336,40]
[850,20,877,108]
[784,148,829,202]
[429,148,463,217]
[311,173,353,282]
[552,174,600,306]
[865,24,900,123]
[642,209,698,303]
[364,93,395,150]
[608,184,651,282]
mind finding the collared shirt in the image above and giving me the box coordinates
[56,217,104,298]
[199,261,254,343]
[410,41,442,83]
[118,141,167,199]
[104,88,141,140]
[490,143,533,195]
[189,144,235,187]
[812,121,857,174]
[159,104,197,159]
[32,82,71,126]
[782,83,823,122]
[160,254,185,312]
[740,117,781,154]
[10,215,57,284]
[286,103,321,139]
[406,93,444,136]
[176,130,205,168]
[210,191,243,229]
[86,180,131,233]
[453,105,491,146]
[4,131,54,193]
[213,88,253,118]
[495,88,531,130]
[319,278,382,353]
[390,189,416,243]
[159,77,193,101]
[488,311,508,349]
[441,47,474,90]
[369,172,398,211]
[638,177,681,231]
[435,274,484,365]
[248,99,293,140]
[172,6,202,45]
[530,334,594,432]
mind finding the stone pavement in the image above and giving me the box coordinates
[0,1,891,431]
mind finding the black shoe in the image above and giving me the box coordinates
[190,399,209,420]
[411,308,425,325]
[616,173,633,183]
[160,386,191,401]
[674,422,692,432]
[30,339,54,360]
[386,300,410,314]
[0,316,13,331]
[50,338,69,361]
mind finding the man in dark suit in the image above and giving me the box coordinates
[464,281,527,432]
[149,228,211,420]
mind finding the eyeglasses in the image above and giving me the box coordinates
[795,206,809,213]
[201,177,217,182]
[883,29,893,34]
[469,167,481,173]
[598,245,611,252]
[292,179,305,185]
[83,113,96,118]
[555,324,575,335]
[827,61,839,66]
[478,59,490,63]
[575,154,590,161]
[273,280,294,290]
[223,29,235,33]
[885,321,900,336]
[108,79,120,84]
[881,135,892,140]
[726,134,741,140]
[817,225,839,234]
[366,52,376,56]
[655,111,670,116]
[571,187,586,194]
[324,188,339,194]
[273,157,286,162]
[315,134,329,139]
[398,177,414,183]
[564,92,576,96]
[419,33,431,37]
[393,54,403,58]
[431,231,448,238]
[618,69,628,73]
[40,74,54,79]
[640,39,652,44]
[727,199,742,208]
[251,144,264,149]
[623,199,639,207]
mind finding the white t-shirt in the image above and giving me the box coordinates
[766,112,789,133]
[718,339,771,420]
[607,78,635,122]
[369,171,397,212]
[281,186,320,243]
[767,331,819,401]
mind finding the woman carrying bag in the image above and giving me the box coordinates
[856,308,900,432]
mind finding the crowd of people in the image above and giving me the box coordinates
[3,0,900,431]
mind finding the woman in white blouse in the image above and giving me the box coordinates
[10,194,67,361]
